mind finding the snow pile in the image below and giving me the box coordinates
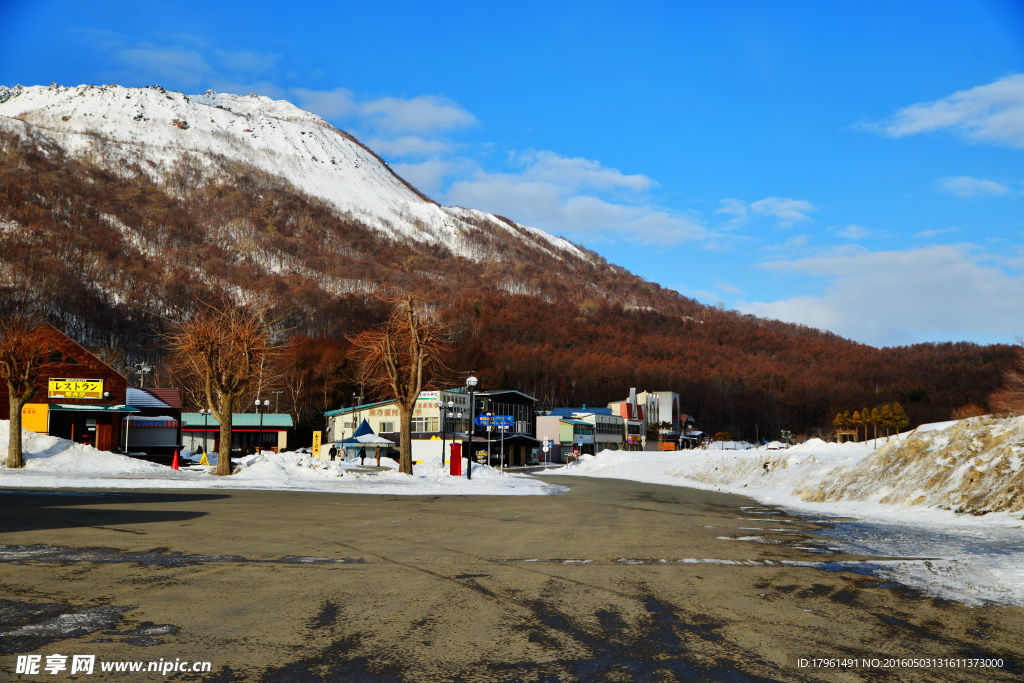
[801,416,1024,514]
[550,438,874,512]
[0,84,588,263]
[0,421,565,496]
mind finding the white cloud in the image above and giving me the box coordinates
[291,87,357,119]
[515,150,654,193]
[366,136,450,158]
[446,170,706,245]
[868,73,1024,148]
[360,95,476,133]
[836,224,872,239]
[391,158,473,197]
[936,175,1011,198]
[914,227,960,239]
[716,196,817,227]
[737,245,1024,346]
[213,50,280,76]
[715,198,749,222]
[750,197,817,224]
[290,90,475,157]
[115,47,211,86]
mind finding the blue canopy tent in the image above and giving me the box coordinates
[339,419,395,461]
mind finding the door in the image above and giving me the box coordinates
[96,422,112,452]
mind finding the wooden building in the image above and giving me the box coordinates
[1,323,134,451]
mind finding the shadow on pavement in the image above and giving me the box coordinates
[0,489,227,533]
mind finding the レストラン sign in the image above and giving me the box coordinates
[48,379,103,399]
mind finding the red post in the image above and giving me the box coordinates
[172,450,179,470]
[449,443,461,476]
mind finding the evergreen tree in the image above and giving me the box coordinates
[880,404,895,438]
[892,401,910,433]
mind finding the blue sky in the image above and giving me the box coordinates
[3,1,1023,347]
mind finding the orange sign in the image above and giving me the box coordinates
[21,403,49,433]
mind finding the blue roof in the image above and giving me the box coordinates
[352,419,375,437]
[562,419,594,427]
[550,408,612,417]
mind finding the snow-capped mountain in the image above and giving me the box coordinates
[0,83,585,263]
[0,83,1011,436]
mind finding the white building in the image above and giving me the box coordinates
[324,390,471,444]
[637,390,681,434]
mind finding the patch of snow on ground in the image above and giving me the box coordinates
[0,421,565,496]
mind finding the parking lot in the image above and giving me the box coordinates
[2,478,1021,680]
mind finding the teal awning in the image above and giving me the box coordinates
[181,412,294,429]
[49,404,140,413]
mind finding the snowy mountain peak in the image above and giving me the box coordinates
[0,83,587,263]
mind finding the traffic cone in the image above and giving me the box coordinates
[172,450,179,470]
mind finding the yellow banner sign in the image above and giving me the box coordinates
[312,430,322,460]
[48,378,103,400]
[21,403,49,433]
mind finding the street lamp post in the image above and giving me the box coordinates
[135,362,152,388]
[437,398,456,467]
[465,376,478,480]
[254,398,270,453]
[436,399,446,467]
[200,408,211,455]
[486,413,493,467]
[500,424,507,472]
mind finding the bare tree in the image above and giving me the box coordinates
[168,301,278,475]
[0,314,45,469]
[349,296,450,475]
[992,343,1024,415]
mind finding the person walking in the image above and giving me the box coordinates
[328,444,338,461]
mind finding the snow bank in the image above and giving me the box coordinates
[0,421,565,496]
[801,416,1024,514]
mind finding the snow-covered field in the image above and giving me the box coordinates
[547,417,1024,606]
[0,421,565,496]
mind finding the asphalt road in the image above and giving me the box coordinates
[1,477,1021,681]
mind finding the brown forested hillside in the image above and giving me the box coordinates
[0,127,1014,440]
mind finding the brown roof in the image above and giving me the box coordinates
[145,388,183,410]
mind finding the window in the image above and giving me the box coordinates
[380,422,395,433]
[412,417,437,433]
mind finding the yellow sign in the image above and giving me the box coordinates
[21,403,49,433]
[312,431,322,460]
[48,378,103,400]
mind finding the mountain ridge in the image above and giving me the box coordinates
[0,83,589,266]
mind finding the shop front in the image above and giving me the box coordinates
[46,404,139,451]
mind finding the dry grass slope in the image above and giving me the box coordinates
[799,417,1024,515]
